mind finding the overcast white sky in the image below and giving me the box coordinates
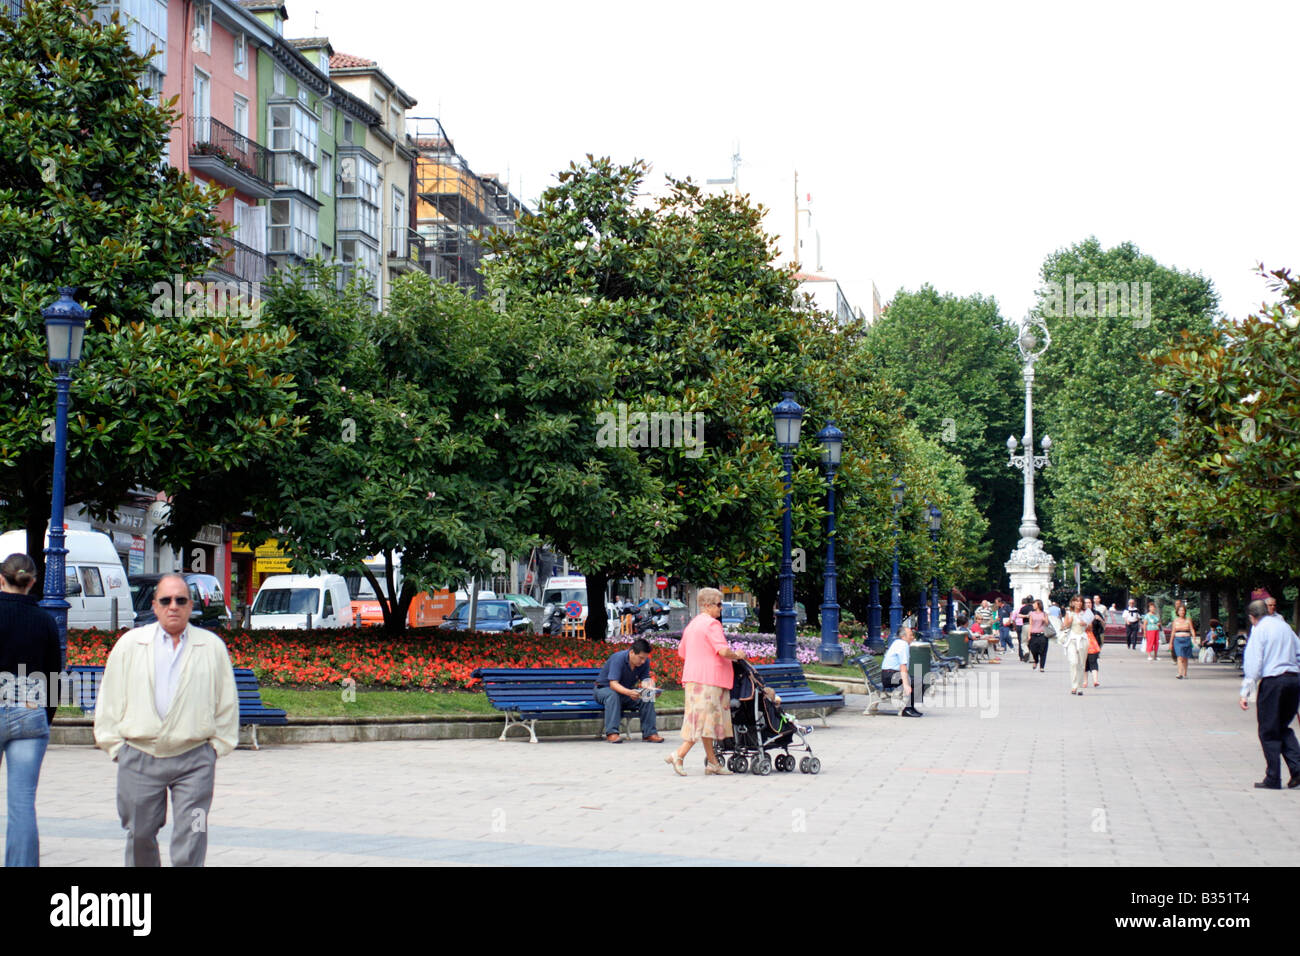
[300,0,1298,323]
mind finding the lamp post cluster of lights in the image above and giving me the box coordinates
[1003,314,1056,607]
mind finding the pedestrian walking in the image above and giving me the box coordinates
[1060,594,1091,695]
[1027,599,1049,672]
[665,588,746,776]
[1170,600,1196,680]
[93,573,239,866]
[1123,598,1142,651]
[1015,594,1035,663]
[0,553,62,867]
[1086,607,1104,687]
[1143,601,1160,660]
[1239,599,1300,789]
[993,597,1013,653]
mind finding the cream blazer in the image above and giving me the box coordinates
[93,624,240,760]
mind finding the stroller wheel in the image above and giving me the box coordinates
[799,757,812,774]
[808,757,821,775]
[774,754,787,772]
[750,755,764,775]
[757,755,773,776]
[731,756,748,774]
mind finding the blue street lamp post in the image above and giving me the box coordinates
[928,505,942,641]
[773,393,803,663]
[816,422,844,665]
[889,477,904,638]
[39,288,88,656]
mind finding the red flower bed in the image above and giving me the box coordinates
[65,627,773,691]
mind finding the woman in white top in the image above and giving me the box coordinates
[1059,594,1091,696]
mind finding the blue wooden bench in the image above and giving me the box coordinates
[65,664,287,750]
[473,663,843,743]
[472,667,652,744]
[848,653,905,715]
[751,663,844,727]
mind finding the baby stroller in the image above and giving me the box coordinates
[713,659,821,775]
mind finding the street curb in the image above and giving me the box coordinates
[50,703,841,746]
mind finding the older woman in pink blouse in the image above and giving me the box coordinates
[665,588,746,776]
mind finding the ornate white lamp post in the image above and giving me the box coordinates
[1004,315,1056,607]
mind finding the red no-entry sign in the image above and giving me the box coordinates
[655,576,668,590]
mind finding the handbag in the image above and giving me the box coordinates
[1043,618,1056,639]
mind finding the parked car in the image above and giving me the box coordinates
[721,602,749,631]
[1101,607,1128,642]
[0,528,134,631]
[438,600,532,634]
[502,593,542,608]
[130,572,231,630]
[250,574,352,629]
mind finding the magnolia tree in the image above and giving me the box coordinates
[213,266,620,634]
[484,160,903,641]
[484,159,989,639]
[0,0,300,576]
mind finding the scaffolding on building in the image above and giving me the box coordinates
[409,117,528,298]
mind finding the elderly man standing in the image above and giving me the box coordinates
[1239,599,1300,790]
[94,573,238,865]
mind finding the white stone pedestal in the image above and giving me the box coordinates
[1006,538,1056,609]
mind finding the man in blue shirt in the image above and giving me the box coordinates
[882,626,921,717]
[1239,599,1300,789]
[595,638,662,743]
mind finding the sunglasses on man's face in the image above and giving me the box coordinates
[156,596,191,607]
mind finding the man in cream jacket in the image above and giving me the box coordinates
[94,573,238,866]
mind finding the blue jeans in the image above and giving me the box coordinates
[0,707,49,867]
[594,686,657,737]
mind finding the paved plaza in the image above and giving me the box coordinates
[7,648,1299,866]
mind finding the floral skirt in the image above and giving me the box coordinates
[680,682,733,742]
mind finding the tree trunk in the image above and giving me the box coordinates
[1224,589,1240,637]
[1198,591,1213,634]
[586,568,610,643]
[799,578,820,632]
[26,499,47,598]
[756,577,776,633]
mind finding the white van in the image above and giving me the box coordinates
[250,574,352,630]
[541,574,589,621]
[0,529,135,631]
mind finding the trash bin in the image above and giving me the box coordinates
[909,641,930,704]
[945,629,969,667]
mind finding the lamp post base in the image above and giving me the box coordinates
[1006,539,1057,610]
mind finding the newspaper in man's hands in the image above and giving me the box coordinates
[639,686,663,701]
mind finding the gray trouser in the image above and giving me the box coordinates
[116,743,216,867]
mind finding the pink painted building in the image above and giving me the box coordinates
[158,0,278,283]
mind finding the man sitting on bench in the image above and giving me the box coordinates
[595,638,663,743]
[883,626,922,718]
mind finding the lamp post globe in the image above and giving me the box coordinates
[816,422,845,665]
[772,393,803,662]
[40,288,89,656]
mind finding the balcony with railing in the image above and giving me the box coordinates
[387,226,427,274]
[209,235,275,287]
[190,116,275,199]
